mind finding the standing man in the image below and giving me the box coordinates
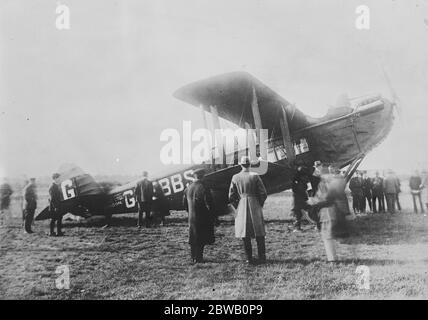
[383,170,400,214]
[349,171,363,214]
[0,178,13,213]
[22,178,37,234]
[362,171,373,213]
[309,164,350,262]
[49,173,64,236]
[422,170,428,214]
[135,171,153,228]
[183,168,215,263]
[409,170,424,214]
[395,175,402,212]
[152,181,169,226]
[291,165,310,232]
[372,171,384,213]
[229,156,268,265]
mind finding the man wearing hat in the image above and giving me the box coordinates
[229,156,268,264]
[183,168,215,263]
[22,178,37,234]
[135,171,154,228]
[49,173,64,236]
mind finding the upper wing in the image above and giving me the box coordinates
[173,71,313,132]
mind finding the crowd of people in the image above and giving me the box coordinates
[349,170,428,215]
[182,157,352,264]
[1,163,428,264]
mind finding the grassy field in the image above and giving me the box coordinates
[1,191,428,300]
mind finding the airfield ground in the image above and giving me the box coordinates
[1,191,428,299]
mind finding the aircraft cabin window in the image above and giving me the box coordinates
[275,146,287,160]
[294,138,310,155]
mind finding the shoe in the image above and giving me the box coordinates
[49,232,57,237]
[24,230,33,234]
[57,232,65,237]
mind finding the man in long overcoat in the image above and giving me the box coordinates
[49,173,64,236]
[183,168,215,263]
[229,156,268,264]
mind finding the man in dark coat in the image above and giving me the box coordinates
[0,178,13,212]
[135,171,154,228]
[372,171,385,213]
[409,170,424,213]
[152,181,169,226]
[349,171,363,214]
[291,165,310,231]
[183,168,215,263]
[23,178,37,233]
[49,173,64,236]
[361,171,373,213]
[395,176,402,212]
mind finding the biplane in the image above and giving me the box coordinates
[36,71,395,221]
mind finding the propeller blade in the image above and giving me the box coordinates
[381,66,403,118]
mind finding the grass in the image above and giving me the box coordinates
[1,191,428,299]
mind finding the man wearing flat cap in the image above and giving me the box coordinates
[183,168,215,263]
[229,156,268,264]
[49,173,64,236]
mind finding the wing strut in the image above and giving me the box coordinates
[344,155,365,183]
[279,105,296,163]
[200,104,214,165]
[251,86,263,146]
[210,105,227,168]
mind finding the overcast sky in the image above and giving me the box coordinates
[1,0,427,178]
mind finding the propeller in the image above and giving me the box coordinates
[381,66,403,119]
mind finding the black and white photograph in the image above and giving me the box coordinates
[1,0,428,304]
